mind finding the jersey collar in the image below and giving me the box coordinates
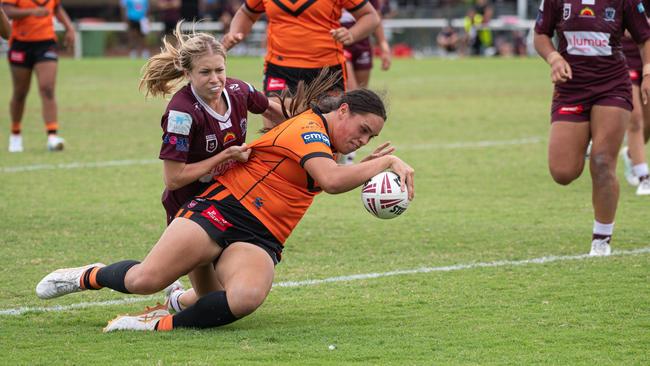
[190,84,232,122]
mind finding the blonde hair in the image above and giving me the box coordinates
[140,21,227,97]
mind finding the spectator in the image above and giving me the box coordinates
[436,21,459,56]
[120,0,150,58]
[156,0,181,41]
[464,0,494,56]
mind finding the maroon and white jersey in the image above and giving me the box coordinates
[622,0,650,70]
[159,78,269,221]
[535,0,650,93]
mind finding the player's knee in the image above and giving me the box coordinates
[12,90,29,103]
[549,166,580,185]
[629,112,643,133]
[39,85,55,100]
[590,153,616,181]
[125,269,166,295]
[227,286,268,317]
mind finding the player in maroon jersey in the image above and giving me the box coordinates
[140,22,284,226]
[620,3,650,195]
[534,0,650,255]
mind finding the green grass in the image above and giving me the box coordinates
[0,57,648,365]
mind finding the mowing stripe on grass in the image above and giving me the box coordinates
[2,246,648,316]
[0,137,542,174]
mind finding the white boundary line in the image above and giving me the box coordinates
[0,137,542,174]
[2,246,648,316]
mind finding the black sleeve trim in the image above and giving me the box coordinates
[244,2,265,13]
[347,0,369,13]
[300,152,334,167]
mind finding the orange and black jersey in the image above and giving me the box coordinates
[5,0,60,43]
[245,0,368,68]
[213,108,335,243]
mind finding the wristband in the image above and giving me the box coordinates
[545,51,562,65]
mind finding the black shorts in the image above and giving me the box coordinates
[263,62,346,97]
[8,40,58,69]
[175,184,283,264]
[127,20,144,35]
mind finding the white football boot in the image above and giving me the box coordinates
[36,263,105,299]
[8,134,23,153]
[589,238,612,256]
[163,280,185,313]
[47,135,65,151]
[584,140,592,160]
[619,147,640,186]
[636,177,650,196]
[103,303,170,332]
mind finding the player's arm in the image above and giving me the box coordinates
[304,154,414,200]
[0,6,10,39]
[639,38,650,104]
[533,32,571,84]
[54,3,75,49]
[373,18,391,70]
[163,144,251,190]
[331,2,379,46]
[261,100,287,129]
[221,4,262,50]
[2,3,49,19]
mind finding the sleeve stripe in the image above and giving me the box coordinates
[300,152,334,167]
[245,1,265,13]
[347,0,369,13]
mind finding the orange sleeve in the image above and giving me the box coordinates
[244,0,265,13]
[274,116,334,166]
[3,0,18,5]
[342,0,368,12]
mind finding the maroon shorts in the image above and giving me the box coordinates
[550,81,632,123]
[344,38,373,71]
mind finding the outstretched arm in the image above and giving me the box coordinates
[221,5,261,50]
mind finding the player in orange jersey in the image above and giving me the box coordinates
[36,82,415,332]
[3,0,74,152]
[220,0,380,128]
[0,4,9,39]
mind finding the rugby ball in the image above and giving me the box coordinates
[361,171,409,219]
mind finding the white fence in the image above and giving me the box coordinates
[52,17,535,58]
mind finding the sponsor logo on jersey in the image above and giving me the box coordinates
[563,3,571,20]
[176,137,189,151]
[254,197,264,209]
[167,110,192,135]
[559,105,584,115]
[639,2,646,14]
[43,50,58,60]
[581,0,594,5]
[629,69,640,81]
[564,31,611,56]
[9,50,26,63]
[187,200,197,209]
[604,7,616,21]
[206,134,218,152]
[267,77,287,91]
[223,131,236,145]
[301,132,331,147]
[579,7,595,18]
[201,205,233,232]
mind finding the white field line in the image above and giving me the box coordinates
[2,246,648,316]
[0,137,542,174]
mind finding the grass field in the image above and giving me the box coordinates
[0,57,648,365]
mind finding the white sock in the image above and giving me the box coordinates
[632,163,649,178]
[169,290,184,312]
[593,220,614,236]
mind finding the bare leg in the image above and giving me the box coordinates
[547,121,591,185]
[354,68,371,88]
[9,66,32,124]
[627,85,648,166]
[33,61,58,125]
[589,105,627,223]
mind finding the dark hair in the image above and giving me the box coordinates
[318,89,387,121]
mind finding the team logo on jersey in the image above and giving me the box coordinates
[579,7,595,18]
[223,132,236,145]
[167,110,192,135]
[205,134,218,152]
[271,0,317,17]
[240,118,247,135]
[563,3,571,20]
[604,7,616,21]
[301,132,330,147]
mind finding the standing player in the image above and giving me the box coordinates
[620,19,650,195]
[139,22,284,226]
[35,88,414,333]
[120,0,150,59]
[339,0,391,164]
[3,0,74,152]
[220,0,380,129]
[534,0,650,255]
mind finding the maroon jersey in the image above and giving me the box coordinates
[622,0,650,70]
[535,0,650,95]
[159,78,269,223]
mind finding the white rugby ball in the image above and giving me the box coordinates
[361,171,409,219]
